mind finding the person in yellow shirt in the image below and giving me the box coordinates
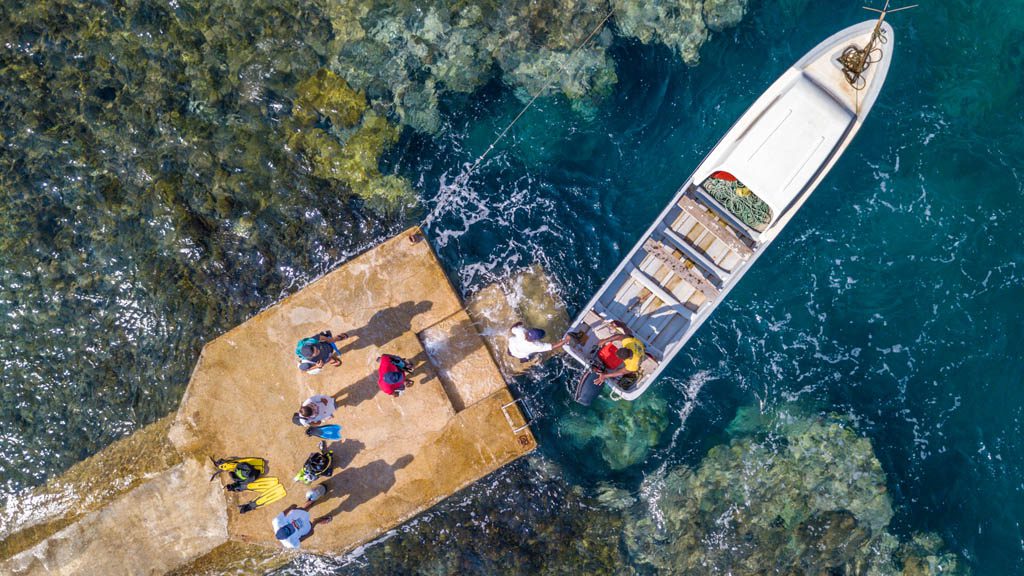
[593,333,646,386]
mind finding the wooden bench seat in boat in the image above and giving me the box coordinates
[677,195,754,259]
[627,269,695,320]
[658,225,731,283]
[642,239,721,300]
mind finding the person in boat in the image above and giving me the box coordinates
[272,499,332,549]
[295,394,336,426]
[296,330,348,373]
[592,333,646,386]
[377,354,413,396]
[507,322,569,363]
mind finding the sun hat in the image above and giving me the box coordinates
[383,371,404,385]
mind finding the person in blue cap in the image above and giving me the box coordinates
[506,322,569,363]
[272,500,332,549]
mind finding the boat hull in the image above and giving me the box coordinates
[565,20,895,401]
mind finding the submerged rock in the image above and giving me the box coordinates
[318,0,749,135]
[613,0,707,66]
[293,68,367,128]
[466,264,570,376]
[622,407,967,575]
[558,393,670,470]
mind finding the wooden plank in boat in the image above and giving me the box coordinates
[659,226,730,282]
[677,195,753,259]
[628,269,694,320]
[643,239,721,300]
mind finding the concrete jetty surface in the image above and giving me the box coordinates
[1,227,535,574]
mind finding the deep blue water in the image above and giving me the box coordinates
[396,2,1024,573]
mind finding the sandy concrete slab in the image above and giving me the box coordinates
[420,309,507,411]
[2,459,227,576]
[170,227,533,554]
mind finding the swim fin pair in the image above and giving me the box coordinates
[238,477,287,514]
[306,424,342,440]
[209,456,267,481]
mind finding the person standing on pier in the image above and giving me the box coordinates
[377,354,413,396]
[295,394,336,426]
[507,322,569,363]
[296,330,348,374]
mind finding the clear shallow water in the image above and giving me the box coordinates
[369,2,1024,572]
[2,0,1023,573]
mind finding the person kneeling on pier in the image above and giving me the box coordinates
[296,330,348,374]
[507,322,569,363]
[294,394,336,427]
[272,501,332,549]
[593,333,645,386]
[377,354,412,396]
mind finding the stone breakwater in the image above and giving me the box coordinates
[0,229,536,575]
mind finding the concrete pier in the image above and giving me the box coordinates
[1,227,535,573]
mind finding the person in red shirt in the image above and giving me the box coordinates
[377,354,412,396]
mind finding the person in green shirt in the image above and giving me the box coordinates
[593,333,646,386]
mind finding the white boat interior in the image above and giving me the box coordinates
[565,19,895,401]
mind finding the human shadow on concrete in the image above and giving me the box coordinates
[397,350,436,389]
[331,371,380,408]
[326,438,365,470]
[323,454,414,517]
[338,300,434,355]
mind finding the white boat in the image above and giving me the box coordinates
[566,16,896,402]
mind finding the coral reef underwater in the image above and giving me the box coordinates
[558,392,671,470]
[619,406,965,575]
[344,407,965,575]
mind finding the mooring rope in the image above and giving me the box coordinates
[466,8,615,176]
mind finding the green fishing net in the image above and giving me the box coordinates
[704,177,772,231]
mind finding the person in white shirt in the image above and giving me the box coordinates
[272,500,331,549]
[295,394,336,426]
[507,322,569,362]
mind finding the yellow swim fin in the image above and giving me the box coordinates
[254,483,287,507]
[238,481,287,514]
[244,477,280,493]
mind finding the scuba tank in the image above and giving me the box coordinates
[295,442,334,484]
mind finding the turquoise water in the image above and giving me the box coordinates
[355,2,1024,573]
[2,0,1023,573]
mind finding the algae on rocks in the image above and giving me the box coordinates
[558,393,671,470]
[622,406,965,575]
[316,0,749,134]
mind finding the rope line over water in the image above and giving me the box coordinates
[466,8,616,176]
